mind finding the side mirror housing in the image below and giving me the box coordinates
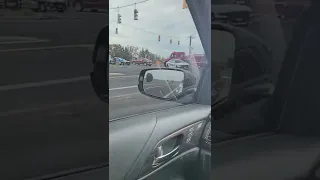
[138,68,197,101]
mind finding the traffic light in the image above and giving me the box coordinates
[170,39,172,44]
[178,40,180,45]
[158,35,160,42]
[117,14,122,24]
[134,9,138,20]
[116,28,118,34]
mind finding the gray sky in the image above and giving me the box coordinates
[109,0,205,58]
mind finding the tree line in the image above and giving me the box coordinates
[109,44,163,62]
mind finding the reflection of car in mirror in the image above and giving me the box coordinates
[212,4,253,26]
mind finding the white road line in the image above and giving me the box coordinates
[0,74,138,91]
[109,86,137,91]
[0,98,97,117]
[0,76,90,91]
[0,39,50,45]
[109,92,140,99]
[0,44,94,52]
[109,75,137,79]
[109,73,125,76]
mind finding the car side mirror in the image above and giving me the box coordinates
[138,68,197,101]
[90,25,108,103]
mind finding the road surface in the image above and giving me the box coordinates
[0,10,110,180]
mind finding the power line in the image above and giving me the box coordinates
[110,21,196,39]
[110,0,150,9]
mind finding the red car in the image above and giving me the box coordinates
[72,0,108,11]
[133,58,152,66]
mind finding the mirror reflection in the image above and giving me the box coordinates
[142,69,184,99]
[212,30,235,102]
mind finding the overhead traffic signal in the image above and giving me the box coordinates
[170,39,172,44]
[158,35,160,42]
[117,14,122,24]
[134,9,138,20]
[116,28,118,34]
[178,40,180,45]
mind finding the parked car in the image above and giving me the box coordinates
[166,59,190,69]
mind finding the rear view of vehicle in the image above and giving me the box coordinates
[212,4,253,26]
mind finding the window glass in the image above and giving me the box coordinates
[109,0,207,120]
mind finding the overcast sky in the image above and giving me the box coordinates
[109,0,205,58]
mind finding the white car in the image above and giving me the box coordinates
[166,59,190,69]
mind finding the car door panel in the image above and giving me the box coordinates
[110,104,210,180]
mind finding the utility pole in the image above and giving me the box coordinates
[189,35,192,55]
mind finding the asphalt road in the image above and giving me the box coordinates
[0,10,109,180]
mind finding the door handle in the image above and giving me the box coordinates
[152,145,180,167]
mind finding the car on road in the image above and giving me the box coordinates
[109,56,116,64]
[163,51,186,67]
[132,58,152,66]
[117,57,130,65]
[166,59,190,69]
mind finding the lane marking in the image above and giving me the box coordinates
[0,98,97,117]
[0,74,138,91]
[109,86,137,91]
[0,76,90,91]
[0,44,94,52]
[109,92,140,99]
[109,73,125,76]
[0,39,50,45]
[109,75,137,79]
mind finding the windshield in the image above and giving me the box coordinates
[109,0,207,120]
[211,0,309,142]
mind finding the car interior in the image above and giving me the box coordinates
[31,0,320,180]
